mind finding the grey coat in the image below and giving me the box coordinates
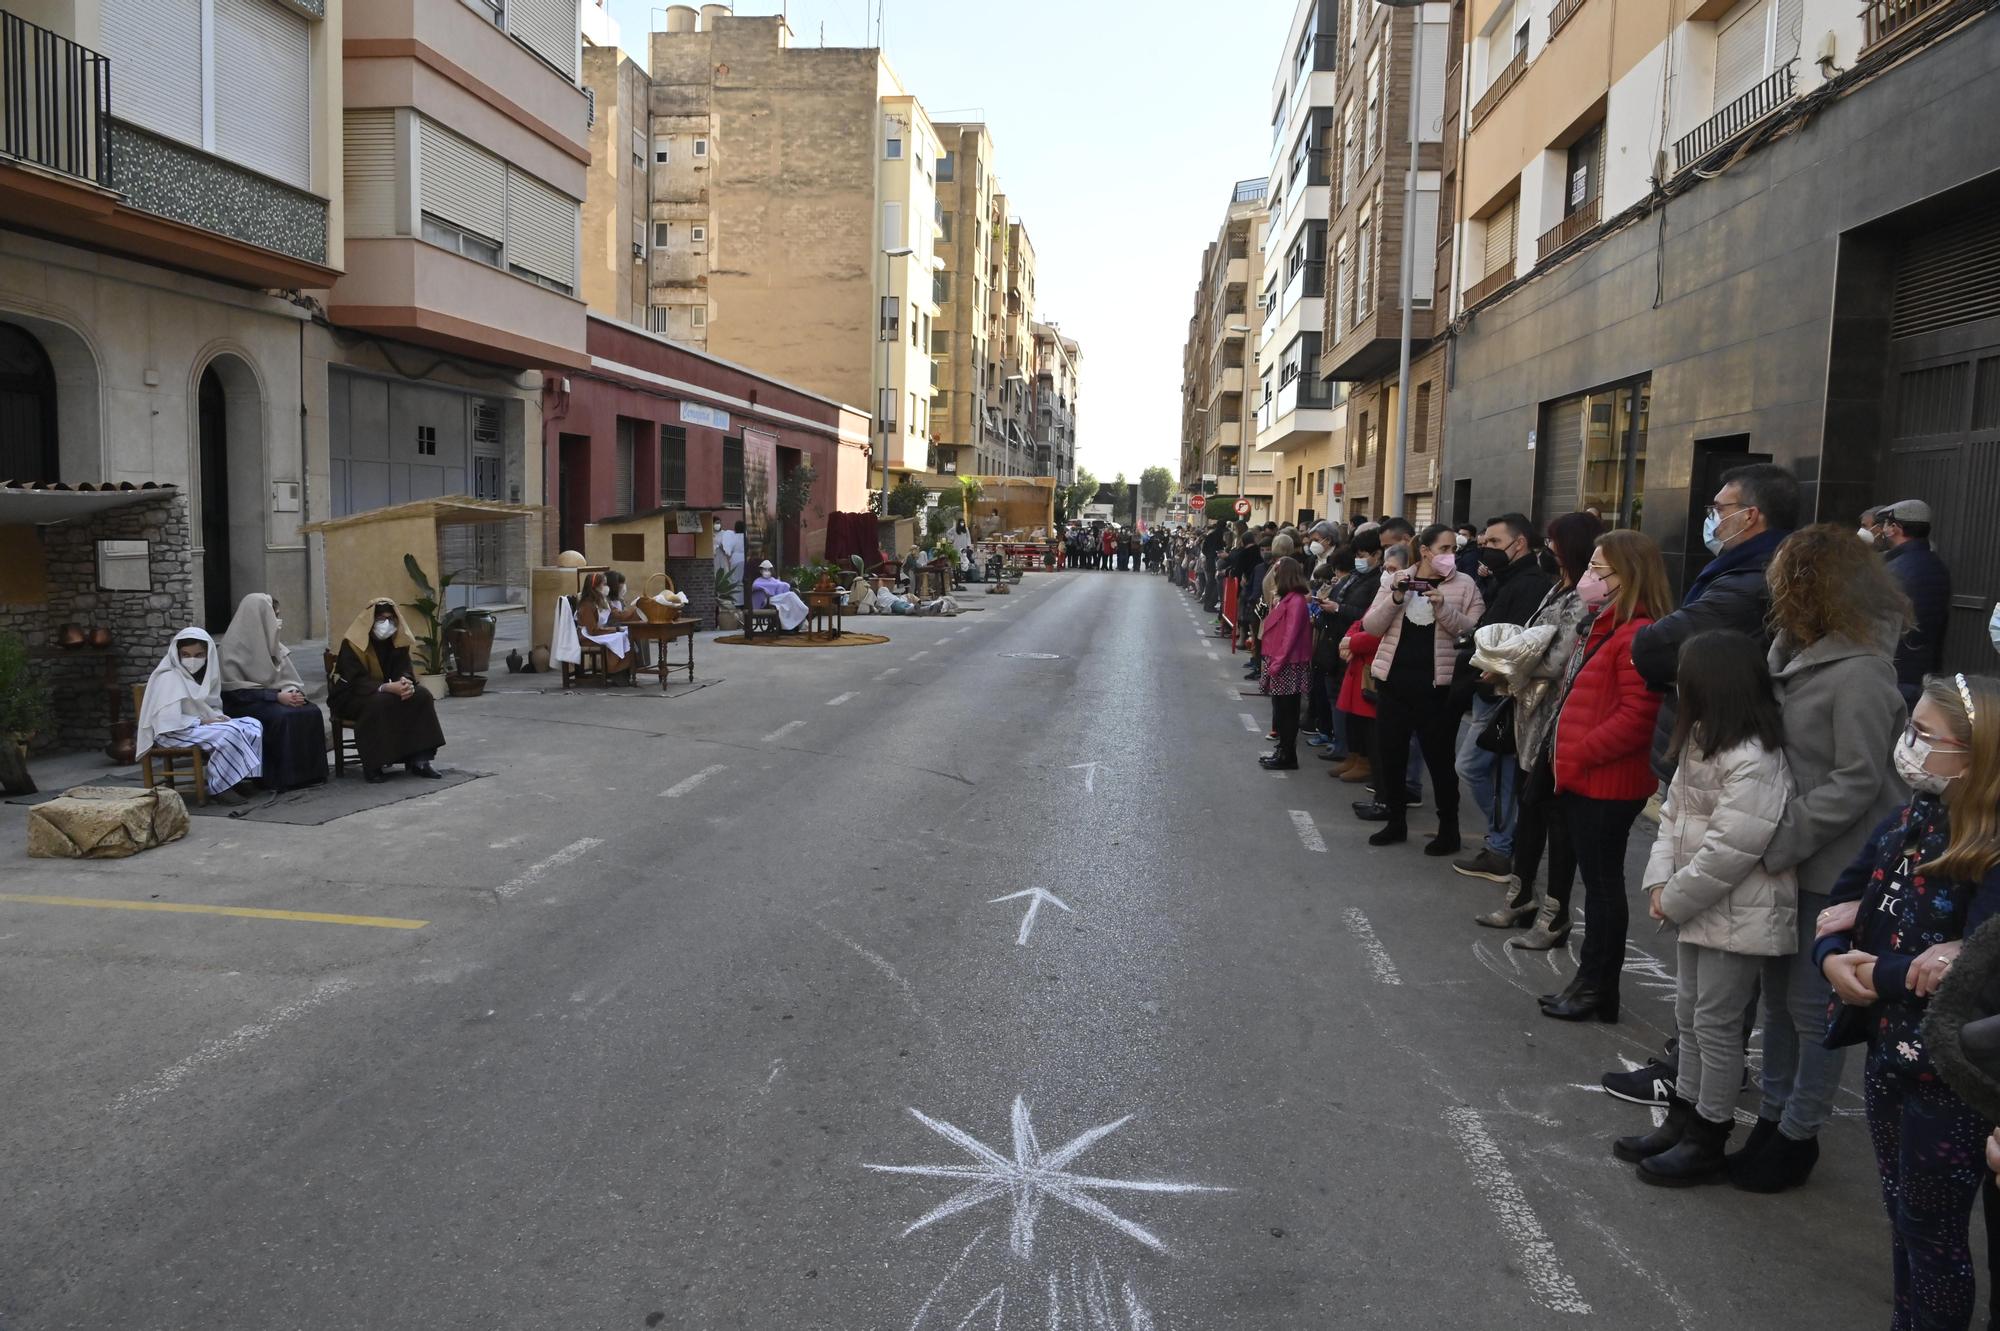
[1761,629,1909,895]
[1645,739,1798,955]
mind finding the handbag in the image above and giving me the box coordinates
[1475,696,1518,755]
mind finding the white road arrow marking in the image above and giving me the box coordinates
[990,888,1073,945]
[1067,761,1110,793]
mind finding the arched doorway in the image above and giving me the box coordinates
[198,366,232,627]
[194,354,265,631]
[0,321,57,482]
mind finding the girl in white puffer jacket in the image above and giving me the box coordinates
[1615,629,1799,1187]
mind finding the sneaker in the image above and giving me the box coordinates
[1304,732,1332,747]
[1365,785,1424,808]
[1602,1059,1677,1107]
[1452,848,1514,883]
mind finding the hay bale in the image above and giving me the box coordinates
[27,786,190,859]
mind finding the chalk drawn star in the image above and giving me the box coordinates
[865,1096,1229,1261]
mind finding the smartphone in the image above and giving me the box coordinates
[1407,577,1435,591]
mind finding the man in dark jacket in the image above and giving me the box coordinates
[1632,463,1798,783]
[1450,514,1554,882]
[1874,498,1951,705]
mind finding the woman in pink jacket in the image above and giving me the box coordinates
[1258,557,1314,770]
[1359,524,1485,851]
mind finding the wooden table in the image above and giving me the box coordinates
[805,603,846,639]
[625,619,697,689]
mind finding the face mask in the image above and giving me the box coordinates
[372,619,397,641]
[1353,557,1371,573]
[1309,541,1326,557]
[1701,510,1724,555]
[1893,729,1955,796]
[1455,534,1470,550]
[178,653,206,676]
[1576,571,1613,608]
[1429,552,1456,578]
[1858,527,1877,544]
[1989,601,1999,655]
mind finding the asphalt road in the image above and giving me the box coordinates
[0,570,1936,1329]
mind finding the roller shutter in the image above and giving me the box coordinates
[1536,393,1584,523]
[419,118,506,244]
[343,111,396,237]
[101,0,202,145]
[214,0,312,189]
[506,0,578,80]
[506,166,579,288]
[1713,0,1769,111]
[1891,199,2000,340]
[1484,198,1517,277]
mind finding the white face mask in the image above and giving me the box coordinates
[1893,729,1955,796]
[178,652,206,676]
[1309,541,1326,557]
[1858,527,1877,544]
[372,619,397,641]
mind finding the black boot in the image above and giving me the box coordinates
[1423,827,1462,857]
[1639,1111,1732,1187]
[1539,971,1587,1006]
[1728,1128,1820,1193]
[1614,1095,1691,1163]
[1541,985,1619,1023]
[1723,1116,1781,1181]
[1367,819,1408,846]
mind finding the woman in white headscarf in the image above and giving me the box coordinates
[136,627,264,801]
[217,592,328,791]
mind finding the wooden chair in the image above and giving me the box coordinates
[130,683,208,806]
[322,652,362,778]
[560,595,615,687]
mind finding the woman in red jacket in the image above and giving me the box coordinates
[1542,529,1674,1023]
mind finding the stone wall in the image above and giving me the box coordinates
[0,496,194,753]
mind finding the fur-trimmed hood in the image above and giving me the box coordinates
[1923,910,2000,1125]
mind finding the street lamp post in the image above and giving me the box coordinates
[1375,0,1426,519]
[876,245,916,513]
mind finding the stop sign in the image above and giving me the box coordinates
[1233,497,1252,517]
[1188,494,1206,511]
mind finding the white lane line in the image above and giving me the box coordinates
[956,626,974,634]
[496,836,606,899]
[936,637,953,645]
[1341,907,1402,985]
[761,720,805,744]
[1289,809,1326,852]
[874,667,902,681]
[111,978,358,1113]
[827,691,857,707]
[1442,1107,1593,1314]
[1206,651,1220,661]
[911,650,930,660]
[1239,713,1260,732]
[662,764,727,798]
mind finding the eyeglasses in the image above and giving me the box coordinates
[1907,719,1970,753]
[1703,501,1749,520]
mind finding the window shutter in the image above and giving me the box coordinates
[1774,0,1804,61]
[343,111,397,237]
[1891,200,2000,340]
[1484,199,1517,276]
[506,166,579,286]
[507,0,579,80]
[101,0,202,146]
[1713,0,1770,111]
[1537,394,1585,521]
[419,118,505,243]
[214,0,312,189]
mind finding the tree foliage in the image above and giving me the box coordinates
[1140,466,1174,511]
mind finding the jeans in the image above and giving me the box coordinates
[1307,667,1335,744]
[1866,1057,1991,1331]
[1373,677,1459,830]
[1564,793,1647,995]
[1511,764,1575,919]
[1758,888,1853,1141]
[1674,943,1763,1124]
[1454,695,1518,857]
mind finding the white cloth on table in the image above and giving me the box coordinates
[579,604,631,658]
[157,718,264,794]
[552,596,583,666]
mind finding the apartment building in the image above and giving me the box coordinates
[929,123,998,477]
[580,43,652,324]
[1443,0,2000,668]
[646,8,941,493]
[1320,0,1453,526]
[1180,179,1274,520]
[1258,0,1347,527]
[1031,321,1081,489]
[985,216,1039,476]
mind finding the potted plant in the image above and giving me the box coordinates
[713,563,741,630]
[0,629,52,795]
[402,554,460,699]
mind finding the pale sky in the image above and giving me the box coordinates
[608,0,1290,486]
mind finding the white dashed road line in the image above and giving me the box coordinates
[661,765,727,798]
[1289,809,1326,852]
[826,692,857,707]
[496,836,606,898]
[111,979,358,1113]
[1341,907,1402,985]
[874,667,902,680]
[761,720,804,744]
[1239,713,1260,733]
[1442,1107,1592,1314]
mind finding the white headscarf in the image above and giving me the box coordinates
[137,627,225,757]
[218,592,301,692]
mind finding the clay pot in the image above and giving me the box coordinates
[105,721,137,765]
[57,623,85,648]
[87,626,113,649]
[530,645,551,673]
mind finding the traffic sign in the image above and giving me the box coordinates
[1233,497,1252,517]
[1188,493,1207,511]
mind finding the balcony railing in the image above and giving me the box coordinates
[1549,0,1587,40]
[1537,196,1601,260]
[0,11,111,187]
[1464,263,1514,309]
[1674,63,1796,171]
[1232,176,1269,204]
[1470,48,1527,129]
[1864,0,1967,52]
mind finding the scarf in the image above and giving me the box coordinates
[136,627,224,756]
[217,592,301,692]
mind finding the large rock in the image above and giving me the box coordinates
[27,786,190,859]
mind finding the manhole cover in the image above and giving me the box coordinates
[1001,652,1062,660]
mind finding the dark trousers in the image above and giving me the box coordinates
[1865,1058,1992,1331]
[1373,676,1459,830]
[1563,793,1647,995]
[1271,693,1303,761]
[1512,762,1576,923]
[1307,667,1334,739]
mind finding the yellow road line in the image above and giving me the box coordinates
[0,893,428,930]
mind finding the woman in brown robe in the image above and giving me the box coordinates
[327,598,446,783]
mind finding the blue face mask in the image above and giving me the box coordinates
[1701,509,1724,555]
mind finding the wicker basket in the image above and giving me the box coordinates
[638,572,681,623]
